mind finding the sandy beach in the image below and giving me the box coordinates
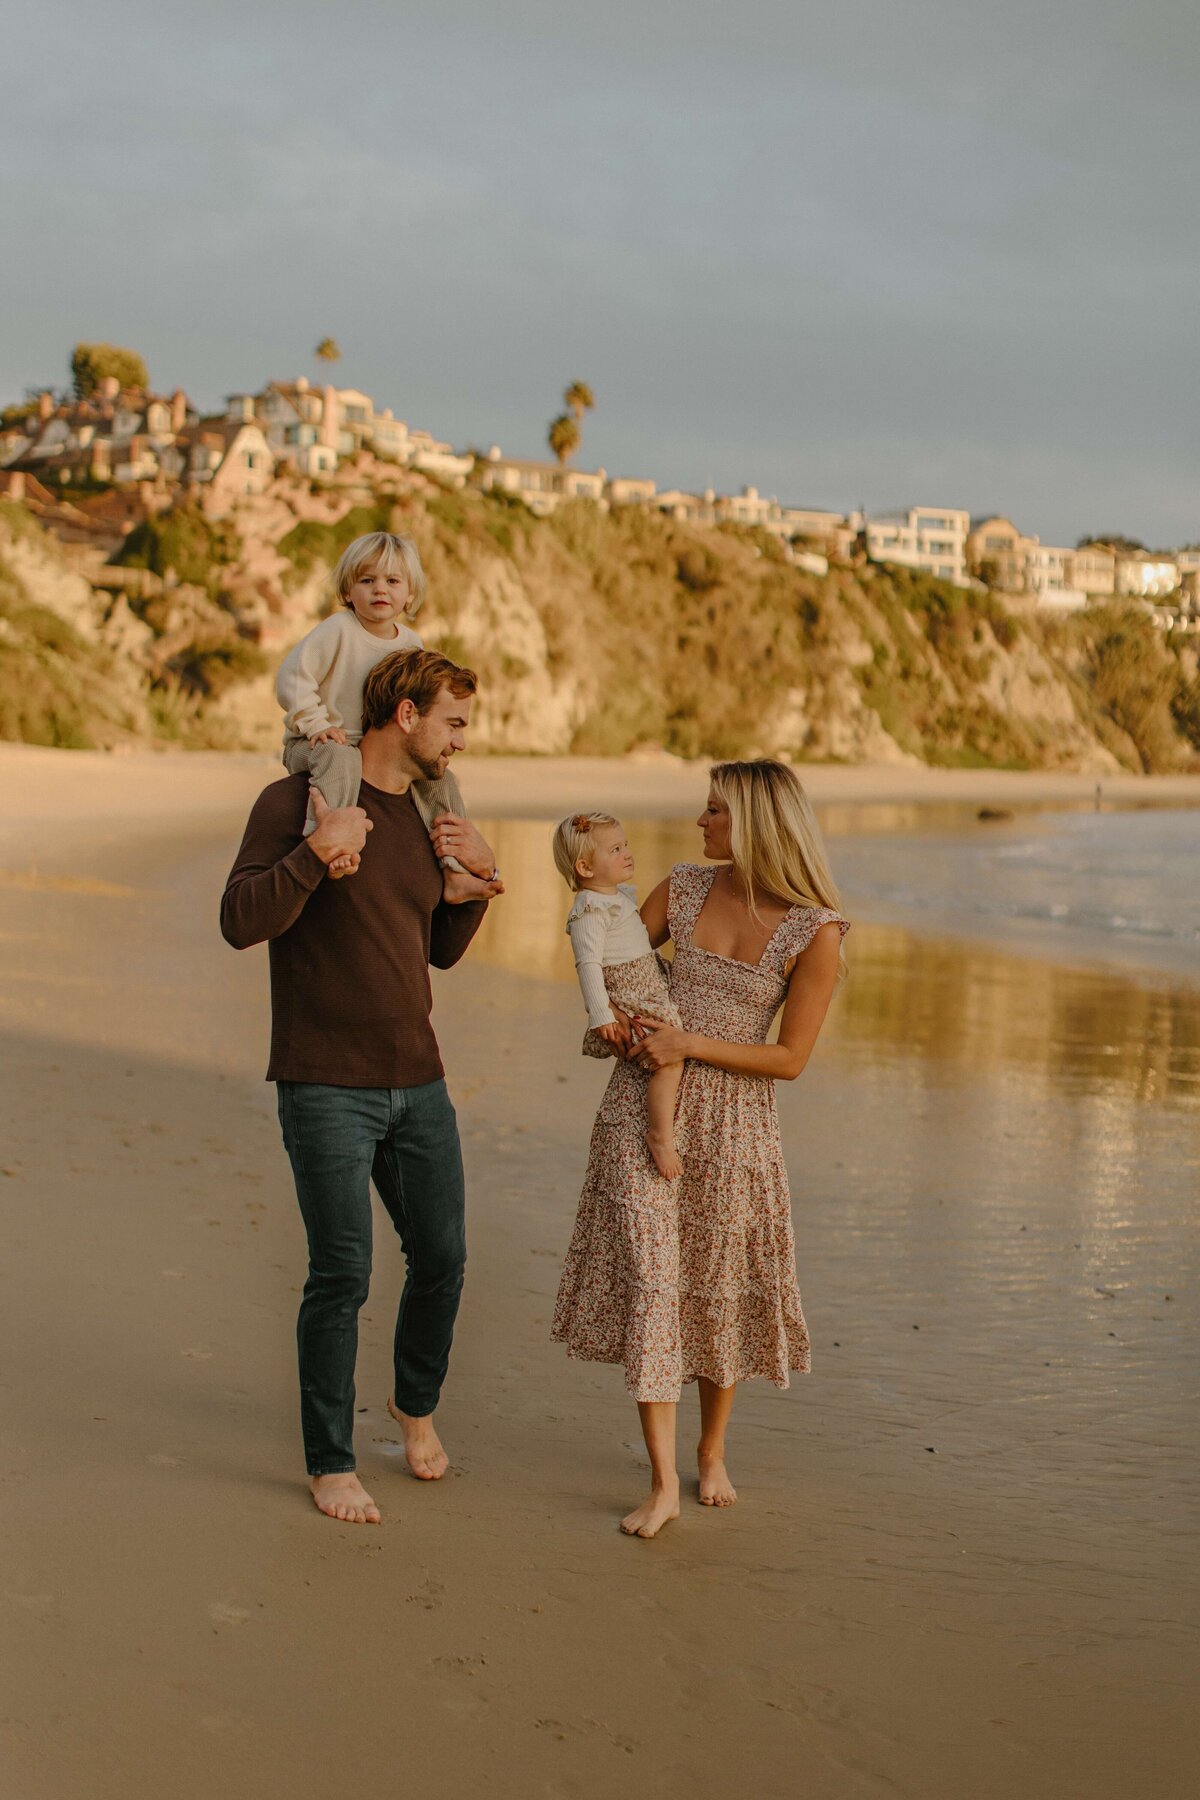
[1,744,1197,1800]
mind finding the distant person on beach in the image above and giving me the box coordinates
[553,810,685,1180]
[552,760,849,1539]
[276,530,498,902]
[221,648,501,1525]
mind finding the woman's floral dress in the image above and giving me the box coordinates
[552,863,850,1402]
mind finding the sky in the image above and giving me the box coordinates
[3,0,1199,547]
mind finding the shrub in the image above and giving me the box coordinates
[116,507,242,593]
[1086,609,1182,771]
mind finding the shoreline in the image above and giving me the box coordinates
[2,740,1199,828]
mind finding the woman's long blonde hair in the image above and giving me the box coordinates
[709,759,846,974]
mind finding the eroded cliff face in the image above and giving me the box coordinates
[2,483,1197,773]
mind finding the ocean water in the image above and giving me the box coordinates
[468,805,1200,1113]
[830,804,1199,981]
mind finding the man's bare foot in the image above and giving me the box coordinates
[310,1472,381,1524]
[441,867,505,905]
[387,1398,450,1479]
[697,1449,737,1507]
[646,1131,683,1181]
[620,1478,680,1539]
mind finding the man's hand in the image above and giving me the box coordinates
[307,789,372,868]
[310,726,350,747]
[428,812,497,880]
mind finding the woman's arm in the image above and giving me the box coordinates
[639,876,672,950]
[629,921,842,1080]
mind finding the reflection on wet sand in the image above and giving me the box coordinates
[474,817,1200,1115]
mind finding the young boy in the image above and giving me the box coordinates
[276,530,495,900]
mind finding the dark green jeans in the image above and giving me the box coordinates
[276,1079,466,1475]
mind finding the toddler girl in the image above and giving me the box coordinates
[277,530,491,898]
[553,811,684,1181]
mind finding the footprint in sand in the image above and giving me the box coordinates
[208,1602,252,1628]
[406,1577,444,1610]
[149,1453,183,1468]
[181,1347,212,1360]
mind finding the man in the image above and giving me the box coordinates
[221,648,501,1525]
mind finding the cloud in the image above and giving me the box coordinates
[2,0,1198,543]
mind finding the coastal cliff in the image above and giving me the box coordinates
[2,486,1197,772]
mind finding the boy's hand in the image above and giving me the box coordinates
[307,790,372,867]
[310,726,349,747]
[597,1021,625,1046]
[429,812,497,881]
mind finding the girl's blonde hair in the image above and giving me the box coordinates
[709,759,846,975]
[552,811,620,891]
[333,532,425,615]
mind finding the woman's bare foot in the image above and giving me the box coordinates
[620,1478,681,1539]
[387,1399,450,1479]
[697,1449,737,1507]
[646,1131,683,1180]
[441,867,505,905]
[310,1472,381,1524]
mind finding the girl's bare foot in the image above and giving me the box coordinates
[646,1131,683,1180]
[441,867,504,905]
[620,1478,681,1539]
[326,851,360,880]
[310,1472,381,1524]
[697,1449,737,1507]
[387,1399,450,1479]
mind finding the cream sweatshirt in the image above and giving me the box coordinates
[565,884,654,1027]
[277,609,423,744]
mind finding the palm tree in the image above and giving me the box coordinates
[563,380,594,421]
[548,413,580,465]
[314,337,342,368]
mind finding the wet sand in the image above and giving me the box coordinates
[0,746,1197,1799]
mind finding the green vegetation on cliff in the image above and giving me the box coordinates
[1,484,1197,770]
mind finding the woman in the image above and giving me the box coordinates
[551,759,849,1539]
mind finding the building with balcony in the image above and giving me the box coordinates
[472,448,607,514]
[856,505,971,586]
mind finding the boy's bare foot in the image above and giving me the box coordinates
[646,1131,683,1180]
[620,1478,681,1539]
[697,1450,737,1507]
[326,851,360,881]
[441,867,505,905]
[310,1473,381,1524]
[387,1399,450,1479]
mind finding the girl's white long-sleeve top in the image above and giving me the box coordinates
[565,884,653,1027]
[276,610,423,743]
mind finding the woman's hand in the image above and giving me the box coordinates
[628,1017,691,1070]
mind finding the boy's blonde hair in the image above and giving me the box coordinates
[552,811,620,891]
[333,532,425,615]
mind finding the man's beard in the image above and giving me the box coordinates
[408,728,446,782]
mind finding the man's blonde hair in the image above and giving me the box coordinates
[333,531,425,615]
[552,811,620,891]
[709,759,847,977]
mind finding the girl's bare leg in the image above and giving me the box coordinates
[697,1377,738,1507]
[621,1401,681,1539]
[645,1062,683,1180]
